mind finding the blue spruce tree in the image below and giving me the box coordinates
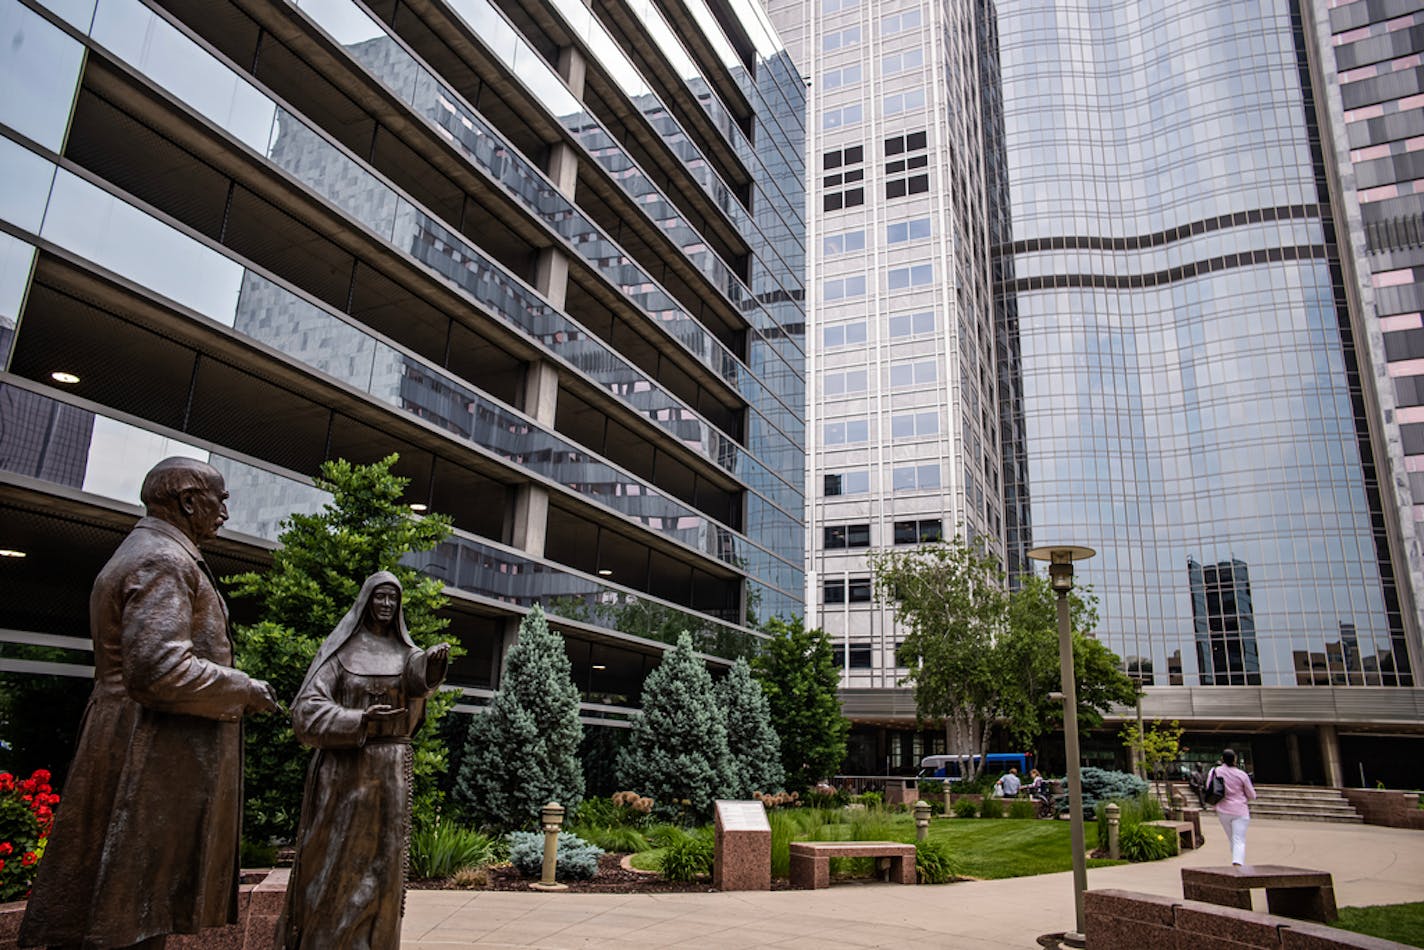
[616,632,732,821]
[455,606,583,828]
[717,658,785,797]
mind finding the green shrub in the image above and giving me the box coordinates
[507,831,603,880]
[1007,799,1037,820]
[953,799,978,818]
[410,821,498,879]
[1119,823,1178,862]
[955,772,997,795]
[660,827,714,881]
[574,795,647,828]
[915,838,957,884]
[1079,768,1148,814]
[568,823,650,854]
[804,787,849,809]
[853,791,884,809]
[643,822,691,849]
[918,780,947,796]
[240,839,277,868]
[1093,792,1164,843]
[979,797,1004,819]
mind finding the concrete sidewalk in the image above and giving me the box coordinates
[402,819,1424,949]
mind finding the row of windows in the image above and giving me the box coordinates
[823,63,862,90]
[822,216,930,256]
[824,464,943,496]
[823,264,933,298]
[824,577,873,603]
[821,410,940,445]
[822,360,938,395]
[831,644,874,669]
[820,7,923,51]
[821,309,936,347]
[822,93,931,132]
[824,519,944,548]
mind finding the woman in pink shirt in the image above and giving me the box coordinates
[1209,748,1257,865]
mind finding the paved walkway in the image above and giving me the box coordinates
[402,819,1424,948]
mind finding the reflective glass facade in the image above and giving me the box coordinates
[998,0,1414,688]
[0,0,805,705]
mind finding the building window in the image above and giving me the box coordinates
[885,131,929,199]
[887,263,933,290]
[822,0,858,14]
[890,410,939,438]
[824,471,870,496]
[824,419,869,444]
[823,146,866,212]
[889,310,935,337]
[882,88,926,116]
[822,64,863,89]
[824,369,868,395]
[824,577,873,603]
[894,518,943,544]
[892,464,940,492]
[831,644,874,669]
[823,320,868,348]
[822,103,863,132]
[882,48,924,76]
[881,7,922,36]
[887,217,931,244]
[823,229,866,256]
[824,523,872,548]
[823,274,867,300]
[822,25,861,51]
[889,359,937,388]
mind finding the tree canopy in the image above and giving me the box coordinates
[871,536,1136,779]
[717,657,785,797]
[455,605,584,828]
[751,617,849,793]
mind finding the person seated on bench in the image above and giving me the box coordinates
[994,767,1022,798]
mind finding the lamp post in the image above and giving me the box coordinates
[1027,544,1095,949]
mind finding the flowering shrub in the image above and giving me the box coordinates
[1,769,60,901]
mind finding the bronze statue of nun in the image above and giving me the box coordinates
[279,571,450,949]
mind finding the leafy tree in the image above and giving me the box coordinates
[871,538,1006,781]
[454,605,584,829]
[1122,719,1183,782]
[872,537,1137,780]
[751,617,849,793]
[617,632,732,821]
[717,658,785,797]
[227,454,455,844]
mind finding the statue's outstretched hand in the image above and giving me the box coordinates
[362,704,407,723]
[247,678,282,715]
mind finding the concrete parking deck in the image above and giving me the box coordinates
[402,819,1424,948]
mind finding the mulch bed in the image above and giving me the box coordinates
[411,853,803,893]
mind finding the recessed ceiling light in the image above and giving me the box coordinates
[0,549,26,558]
[51,371,80,384]
[409,503,428,512]
[592,664,607,670]
[597,568,613,576]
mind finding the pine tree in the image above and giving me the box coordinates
[617,632,732,821]
[717,658,785,797]
[455,606,584,829]
[227,454,455,844]
[752,618,850,793]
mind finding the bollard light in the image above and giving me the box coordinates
[1105,802,1121,861]
[1027,544,1095,949]
[530,802,568,891]
[913,800,932,843]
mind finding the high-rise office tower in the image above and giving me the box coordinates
[776,0,1423,783]
[0,0,805,761]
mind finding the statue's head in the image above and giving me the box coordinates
[141,457,228,544]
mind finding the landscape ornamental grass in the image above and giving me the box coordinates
[954,799,979,819]
[658,827,715,881]
[915,838,957,884]
[409,820,499,879]
[1118,822,1178,862]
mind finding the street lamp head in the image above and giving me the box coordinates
[1025,545,1096,593]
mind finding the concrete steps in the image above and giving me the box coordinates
[1151,781,1364,824]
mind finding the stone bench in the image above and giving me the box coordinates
[788,841,916,889]
[1086,888,1409,949]
[1143,819,1198,850]
[1182,865,1337,923]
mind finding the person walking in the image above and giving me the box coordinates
[1208,749,1256,865]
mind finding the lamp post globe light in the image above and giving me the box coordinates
[1026,544,1096,948]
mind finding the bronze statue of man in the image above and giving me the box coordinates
[19,457,280,950]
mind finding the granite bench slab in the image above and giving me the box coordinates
[788,841,916,889]
[1144,818,1198,849]
[1182,865,1337,922]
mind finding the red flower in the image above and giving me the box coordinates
[0,859,5,872]
[32,770,50,784]
[0,773,12,791]
[0,842,12,855]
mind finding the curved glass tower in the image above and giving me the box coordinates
[998,0,1414,692]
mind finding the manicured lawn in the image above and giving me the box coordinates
[1333,902,1424,948]
[927,817,1124,879]
[627,814,1127,880]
